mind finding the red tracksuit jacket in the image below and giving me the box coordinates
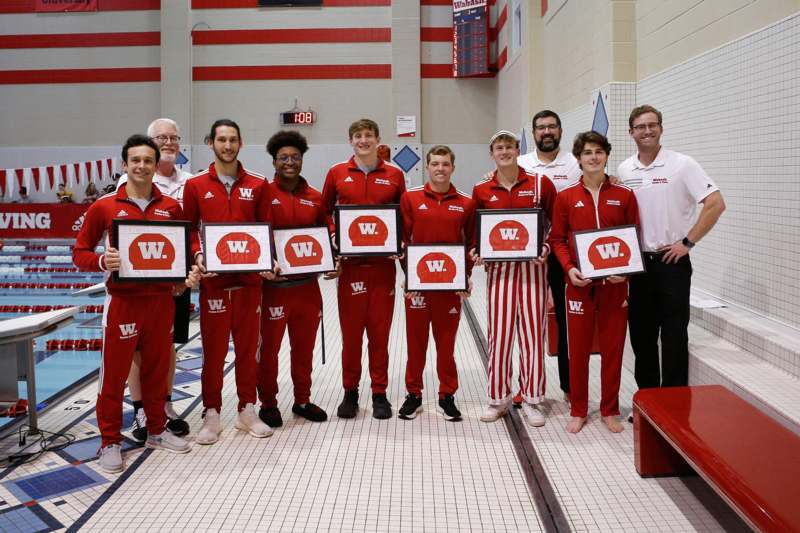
[400,183,477,275]
[549,177,640,276]
[321,156,406,237]
[183,161,271,288]
[73,184,184,296]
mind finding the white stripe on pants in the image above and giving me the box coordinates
[485,261,547,405]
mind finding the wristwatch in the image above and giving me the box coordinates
[682,237,695,249]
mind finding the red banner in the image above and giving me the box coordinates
[34,0,98,12]
[0,203,89,238]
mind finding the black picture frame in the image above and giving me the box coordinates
[334,204,402,257]
[405,243,468,292]
[572,224,646,280]
[272,225,336,276]
[201,222,274,274]
[475,208,543,261]
[111,219,191,283]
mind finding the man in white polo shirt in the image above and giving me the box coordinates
[518,110,581,402]
[618,105,725,394]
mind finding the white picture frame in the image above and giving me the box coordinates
[202,222,273,274]
[476,209,542,261]
[273,226,335,276]
[113,220,190,282]
[573,224,645,279]
[334,205,401,257]
[405,244,468,292]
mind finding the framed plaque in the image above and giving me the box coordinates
[201,222,273,274]
[405,244,468,292]
[334,205,401,257]
[573,224,645,279]
[112,220,190,282]
[476,209,543,261]
[273,226,335,276]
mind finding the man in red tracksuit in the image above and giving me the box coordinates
[398,145,475,421]
[321,118,406,420]
[73,134,198,474]
[549,131,639,434]
[256,130,328,428]
[183,119,273,444]
[471,131,557,427]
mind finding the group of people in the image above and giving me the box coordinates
[73,106,724,474]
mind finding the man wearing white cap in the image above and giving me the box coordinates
[471,131,557,425]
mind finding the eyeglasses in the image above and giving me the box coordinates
[276,154,303,163]
[631,122,660,132]
[534,124,560,132]
[153,135,181,143]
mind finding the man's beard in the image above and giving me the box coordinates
[536,135,560,153]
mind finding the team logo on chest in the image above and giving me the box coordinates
[238,188,254,200]
[154,208,171,217]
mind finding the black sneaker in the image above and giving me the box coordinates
[438,394,462,421]
[165,402,190,436]
[259,406,283,428]
[627,414,634,424]
[398,394,423,420]
[337,390,359,419]
[129,409,147,443]
[372,393,392,420]
[292,402,328,422]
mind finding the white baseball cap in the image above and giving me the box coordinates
[489,130,519,146]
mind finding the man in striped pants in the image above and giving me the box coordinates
[471,131,557,426]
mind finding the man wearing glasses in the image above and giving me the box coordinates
[619,105,725,399]
[517,111,581,404]
[117,118,194,444]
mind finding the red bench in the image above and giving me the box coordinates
[633,385,800,532]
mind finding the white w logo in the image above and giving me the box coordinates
[351,282,365,292]
[357,223,377,235]
[268,306,284,318]
[119,323,137,336]
[239,188,253,199]
[595,242,621,259]
[137,241,165,259]
[290,241,314,257]
[227,240,248,253]
[499,228,518,240]
[568,300,583,312]
[208,299,225,311]
[425,260,445,272]
[411,296,425,307]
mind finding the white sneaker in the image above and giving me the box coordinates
[521,403,546,427]
[98,444,124,473]
[235,403,273,438]
[479,403,508,423]
[196,408,222,445]
[146,431,191,454]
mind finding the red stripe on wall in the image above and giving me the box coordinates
[497,47,507,70]
[420,27,452,42]
[541,0,548,17]
[0,0,159,13]
[193,64,391,81]
[496,5,508,34]
[192,28,390,45]
[192,0,389,8]
[421,64,452,78]
[0,67,160,84]
[420,0,451,5]
[0,32,160,49]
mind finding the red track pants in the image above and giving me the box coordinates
[485,261,548,405]
[98,293,173,446]
[404,292,461,398]
[337,260,396,394]
[258,280,321,407]
[200,285,261,412]
[565,281,628,418]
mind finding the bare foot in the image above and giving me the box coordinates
[602,416,624,433]
[565,416,586,433]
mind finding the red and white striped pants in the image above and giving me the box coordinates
[485,261,547,405]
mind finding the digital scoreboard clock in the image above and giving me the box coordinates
[280,111,315,126]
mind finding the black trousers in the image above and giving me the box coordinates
[628,254,692,388]
[547,253,570,393]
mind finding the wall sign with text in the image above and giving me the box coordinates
[112,220,190,282]
[405,244,467,292]
[573,225,645,279]
[273,226,335,276]
[334,205,401,257]
[476,209,542,261]
[201,223,273,273]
